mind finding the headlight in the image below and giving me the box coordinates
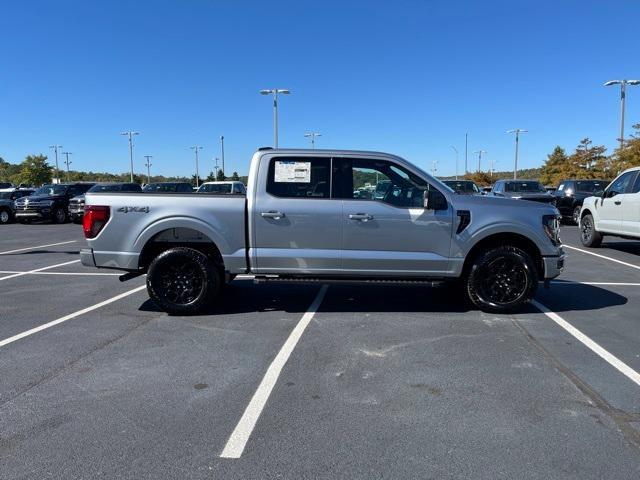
[542,214,561,246]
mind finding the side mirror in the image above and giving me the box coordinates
[424,189,447,210]
[593,189,604,198]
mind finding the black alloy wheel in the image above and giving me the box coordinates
[580,213,602,248]
[0,209,11,224]
[146,247,221,315]
[53,206,67,224]
[572,205,581,225]
[466,246,538,313]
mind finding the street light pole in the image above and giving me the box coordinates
[431,160,438,177]
[49,145,63,183]
[490,159,498,179]
[121,131,139,182]
[190,145,203,187]
[474,150,487,172]
[464,133,468,174]
[220,135,225,178]
[259,88,291,148]
[62,152,72,181]
[143,155,153,184]
[604,79,640,150]
[304,132,322,149]
[507,129,528,179]
[451,146,459,180]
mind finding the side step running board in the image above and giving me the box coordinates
[252,276,448,286]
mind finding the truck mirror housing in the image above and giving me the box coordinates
[424,189,447,211]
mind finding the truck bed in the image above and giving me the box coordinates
[83,192,247,272]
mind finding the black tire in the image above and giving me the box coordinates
[572,205,581,225]
[146,247,221,315]
[52,206,67,224]
[0,208,12,224]
[580,213,602,247]
[465,246,538,314]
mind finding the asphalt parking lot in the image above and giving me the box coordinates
[1,223,639,479]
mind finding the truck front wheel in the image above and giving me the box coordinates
[146,247,221,315]
[580,213,602,247]
[465,246,538,314]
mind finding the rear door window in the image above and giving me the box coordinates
[266,157,331,198]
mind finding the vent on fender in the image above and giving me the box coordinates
[456,210,471,234]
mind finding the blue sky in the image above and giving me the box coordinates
[1,0,639,178]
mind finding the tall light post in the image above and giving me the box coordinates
[490,159,498,179]
[464,133,468,174]
[49,145,63,183]
[220,135,225,178]
[259,88,291,148]
[604,79,640,150]
[190,145,203,187]
[507,129,528,179]
[62,152,72,181]
[121,131,139,182]
[431,160,438,177]
[143,155,153,184]
[450,146,459,180]
[474,150,487,172]
[304,132,322,149]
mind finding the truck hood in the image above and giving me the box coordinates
[14,194,63,204]
[452,193,559,214]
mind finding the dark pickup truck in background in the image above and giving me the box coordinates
[553,179,609,224]
[14,183,95,224]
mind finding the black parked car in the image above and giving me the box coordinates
[0,189,34,224]
[142,182,193,193]
[553,179,609,224]
[489,179,556,205]
[14,183,95,224]
[443,180,481,195]
[69,182,142,223]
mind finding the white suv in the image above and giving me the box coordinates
[580,166,640,247]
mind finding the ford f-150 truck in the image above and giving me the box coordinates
[579,166,640,247]
[80,148,565,314]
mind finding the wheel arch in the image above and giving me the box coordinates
[462,232,544,279]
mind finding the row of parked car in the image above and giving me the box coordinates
[442,178,608,225]
[0,181,247,224]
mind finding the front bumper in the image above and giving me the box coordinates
[542,248,566,279]
[15,211,48,219]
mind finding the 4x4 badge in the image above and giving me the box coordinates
[117,206,149,213]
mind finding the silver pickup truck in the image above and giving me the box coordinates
[81,148,565,314]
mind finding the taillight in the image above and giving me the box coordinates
[83,205,110,239]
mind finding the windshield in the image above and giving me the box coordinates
[89,184,126,193]
[34,185,68,196]
[198,183,232,193]
[504,181,546,193]
[444,181,479,193]
[575,180,606,193]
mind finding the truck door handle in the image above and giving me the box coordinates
[261,211,285,219]
[348,213,373,222]
[614,201,622,205]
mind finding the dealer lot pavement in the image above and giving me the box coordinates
[1,223,639,479]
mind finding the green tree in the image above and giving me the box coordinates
[18,154,52,186]
[231,171,240,181]
[567,138,609,179]
[206,171,216,181]
[612,123,640,173]
[539,146,569,185]
[216,169,225,181]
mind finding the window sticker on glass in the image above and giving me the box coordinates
[274,160,311,183]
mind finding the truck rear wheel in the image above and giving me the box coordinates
[580,213,602,248]
[146,247,221,315]
[465,246,538,314]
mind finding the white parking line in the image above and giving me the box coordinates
[0,240,76,255]
[0,270,120,276]
[220,284,329,459]
[0,259,81,281]
[563,244,640,271]
[531,300,640,387]
[0,285,147,348]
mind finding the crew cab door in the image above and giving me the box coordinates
[598,171,636,234]
[622,172,640,236]
[332,157,453,275]
[251,155,342,274]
